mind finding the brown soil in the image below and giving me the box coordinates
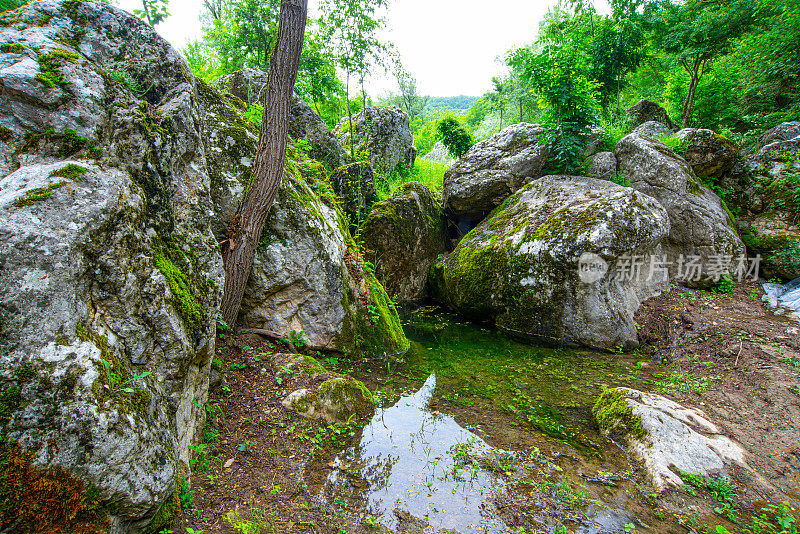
[634,280,800,505]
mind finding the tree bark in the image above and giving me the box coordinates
[220,0,308,327]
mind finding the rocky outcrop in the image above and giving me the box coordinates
[335,106,416,173]
[594,388,753,492]
[676,128,738,179]
[0,1,223,531]
[330,162,379,230]
[616,133,745,284]
[586,151,617,181]
[442,123,550,220]
[214,68,345,170]
[625,99,675,130]
[758,121,800,162]
[632,121,671,139]
[760,121,800,146]
[359,182,448,303]
[421,140,455,165]
[433,176,670,350]
[740,213,800,281]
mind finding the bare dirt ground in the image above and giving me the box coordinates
[635,280,800,506]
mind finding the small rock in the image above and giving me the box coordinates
[224,459,235,469]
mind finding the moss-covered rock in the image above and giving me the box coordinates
[334,106,416,174]
[436,175,670,350]
[281,377,375,424]
[740,214,800,281]
[358,181,447,303]
[593,388,752,493]
[675,128,738,179]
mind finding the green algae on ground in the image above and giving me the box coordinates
[365,308,663,453]
[593,388,646,440]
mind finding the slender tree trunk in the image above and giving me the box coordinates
[220,0,308,327]
[141,0,153,25]
[499,108,504,130]
[345,70,355,160]
[681,57,703,129]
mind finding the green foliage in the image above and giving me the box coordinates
[134,0,169,26]
[658,133,688,157]
[748,502,797,534]
[0,0,24,13]
[36,48,78,88]
[437,116,473,158]
[711,275,735,294]
[13,181,67,207]
[49,163,87,181]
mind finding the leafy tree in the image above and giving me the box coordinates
[319,0,391,160]
[508,39,598,173]
[0,0,24,12]
[645,0,760,128]
[486,76,510,130]
[135,0,169,26]
[389,61,429,123]
[221,0,308,325]
[437,116,474,159]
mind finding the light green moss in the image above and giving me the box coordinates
[35,48,79,88]
[592,388,646,441]
[49,163,87,181]
[153,251,202,334]
[13,180,67,207]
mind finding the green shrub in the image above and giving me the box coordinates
[437,116,473,158]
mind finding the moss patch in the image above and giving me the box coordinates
[154,250,202,334]
[593,388,646,441]
[35,48,79,88]
[12,180,67,207]
[0,43,23,54]
[49,163,88,181]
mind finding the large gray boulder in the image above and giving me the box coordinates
[594,388,756,492]
[359,181,448,303]
[330,161,379,231]
[586,151,617,181]
[616,134,745,284]
[0,1,222,531]
[433,176,670,350]
[442,122,550,219]
[759,121,800,146]
[335,106,416,173]
[676,128,738,179]
[758,122,800,162]
[740,212,800,281]
[625,99,675,130]
[214,68,345,170]
[632,121,671,139]
[200,83,408,357]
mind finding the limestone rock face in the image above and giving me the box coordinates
[594,388,751,492]
[759,121,800,146]
[442,122,550,219]
[740,212,800,281]
[434,176,670,350]
[631,121,671,139]
[586,151,617,181]
[214,68,345,170]
[335,106,416,173]
[676,128,738,179]
[625,99,675,130]
[616,134,745,283]
[421,140,455,165]
[359,181,448,303]
[330,162,379,231]
[0,1,223,531]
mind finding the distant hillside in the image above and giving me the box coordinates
[423,95,480,115]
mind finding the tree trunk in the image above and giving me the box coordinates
[681,57,703,129]
[345,70,355,160]
[219,0,308,327]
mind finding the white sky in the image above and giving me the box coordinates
[114,0,564,97]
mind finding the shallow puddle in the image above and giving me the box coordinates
[312,308,685,533]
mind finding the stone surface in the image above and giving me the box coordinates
[616,133,745,284]
[442,122,550,219]
[214,68,345,170]
[586,151,617,181]
[759,121,800,147]
[335,106,416,173]
[625,99,675,130]
[433,176,670,350]
[421,140,455,165]
[759,137,800,162]
[330,162,379,231]
[631,121,671,139]
[676,128,738,179]
[0,1,223,530]
[594,388,751,492]
[359,181,448,303]
[282,377,375,424]
[740,212,800,281]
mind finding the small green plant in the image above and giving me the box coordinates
[108,69,149,96]
[748,501,797,534]
[224,508,273,533]
[179,476,195,508]
[244,104,264,126]
[711,275,735,294]
[49,163,88,181]
[611,172,631,187]
[659,133,689,156]
[656,369,711,394]
[290,330,307,349]
[186,528,204,534]
[188,443,210,472]
[13,180,68,207]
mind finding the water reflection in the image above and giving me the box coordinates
[322,374,511,533]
